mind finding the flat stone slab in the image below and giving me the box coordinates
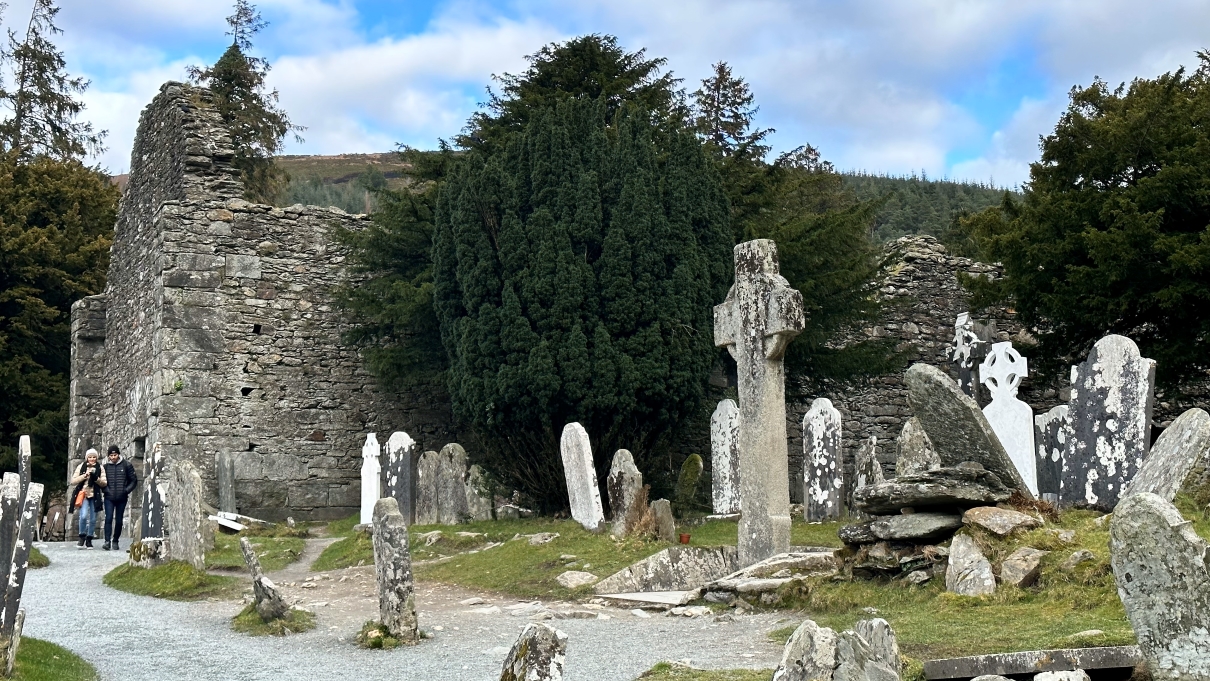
[923,646,1141,679]
[592,546,738,594]
[853,467,1012,514]
[597,591,699,606]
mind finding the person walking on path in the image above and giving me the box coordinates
[100,445,137,551]
[70,450,106,549]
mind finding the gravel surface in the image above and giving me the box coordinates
[23,541,788,681]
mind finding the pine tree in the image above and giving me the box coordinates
[434,99,731,510]
[0,0,105,161]
[188,0,301,204]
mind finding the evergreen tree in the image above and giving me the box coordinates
[0,0,105,161]
[434,99,731,510]
[961,55,1210,387]
[188,0,301,204]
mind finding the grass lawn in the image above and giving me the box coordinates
[103,561,242,601]
[231,604,316,636]
[10,637,97,681]
[28,548,48,569]
[637,663,771,680]
[207,533,306,573]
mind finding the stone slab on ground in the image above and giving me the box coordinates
[853,467,1012,514]
[596,591,700,606]
[869,513,962,541]
[922,646,1142,679]
[962,506,1041,537]
[592,546,738,594]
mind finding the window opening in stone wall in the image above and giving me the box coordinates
[241,387,254,396]
[252,324,262,334]
[246,442,257,452]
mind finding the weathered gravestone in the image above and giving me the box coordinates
[382,431,419,524]
[948,312,992,400]
[0,438,44,677]
[559,423,604,532]
[714,239,805,566]
[415,450,439,525]
[500,622,567,681]
[465,464,492,522]
[905,363,1032,496]
[1124,408,1210,503]
[216,450,236,514]
[710,399,741,515]
[131,442,169,566]
[372,497,420,644]
[1062,335,1156,511]
[166,460,205,570]
[895,417,939,477]
[1110,493,1210,680]
[239,536,288,621]
[1035,405,1068,505]
[851,437,883,517]
[360,433,381,525]
[650,499,676,543]
[803,398,842,522]
[606,450,643,538]
[437,443,470,525]
[979,342,1037,496]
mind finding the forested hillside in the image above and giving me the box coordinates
[841,172,1015,242]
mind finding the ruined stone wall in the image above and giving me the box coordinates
[72,82,457,521]
[68,294,108,464]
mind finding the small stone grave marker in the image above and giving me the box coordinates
[382,431,419,524]
[802,398,842,522]
[1034,405,1068,505]
[606,449,642,538]
[710,399,740,515]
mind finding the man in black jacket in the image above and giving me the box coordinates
[101,445,138,551]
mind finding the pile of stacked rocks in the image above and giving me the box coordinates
[839,364,1037,583]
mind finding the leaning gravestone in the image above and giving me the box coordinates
[415,451,439,525]
[559,423,604,532]
[803,398,842,522]
[382,431,419,524]
[1034,405,1068,505]
[0,438,44,677]
[216,450,236,514]
[895,417,939,477]
[1124,408,1210,503]
[437,443,470,525]
[239,536,288,621]
[979,342,1037,496]
[500,622,567,681]
[372,497,420,644]
[606,450,642,538]
[166,460,205,570]
[906,363,1031,496]
[714,239,805,566]
[1110,493,1210,680]
[360,433,382,526]
[1062,335,1156,511]
[711,399,741,515]
[465,465,492,522]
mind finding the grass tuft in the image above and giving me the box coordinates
[638,662,772,680]
[103,561,241,601]
[207,533,305,573]
[10,637,98,681]
[231,604,316,636]
[28,548,48,569]
[312,531,373,572]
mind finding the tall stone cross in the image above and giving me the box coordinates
[714,239,805,566]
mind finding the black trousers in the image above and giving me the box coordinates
[103,497,128,542]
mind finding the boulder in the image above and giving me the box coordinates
[906,363,1031,495]
[593,546,738,594]
[999,547,1049,588]
[708,551,838,593]
[839,521,878,545]
[555,571,598,589]
[835,625,901,681]
[895,417,940,477]
[1059,550,1095,571]
[1124,408,1210,503]
[853,467,1012,514]
[869,513,962,541]
[772,619,838,681]
[946,534,995,596]
[1034,672,1090,681]
[499,623,567,681]
[962,506,1042,537]
[1110,493,1210,680]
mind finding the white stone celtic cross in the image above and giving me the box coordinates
[979,341,1037,495]
[360,433,381,525]
[714,239,805,566]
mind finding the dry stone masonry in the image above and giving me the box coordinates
[803,398,843,522]
[1062,335,1156,511]
[710,399,740,515]
[67,82,450,521]
[714,239,805,566]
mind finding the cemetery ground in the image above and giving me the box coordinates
[21,495,1205,680]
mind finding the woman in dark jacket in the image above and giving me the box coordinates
[69,449,106,549]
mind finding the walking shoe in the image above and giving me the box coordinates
[85,536,94,549]
[102,542,111,551]
[76,534,85,549]
[113,540,120,551]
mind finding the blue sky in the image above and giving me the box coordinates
[33,0,1210,186]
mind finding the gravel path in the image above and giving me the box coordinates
[23,541,788,681]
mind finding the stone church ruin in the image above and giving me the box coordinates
[67,83,451,521]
